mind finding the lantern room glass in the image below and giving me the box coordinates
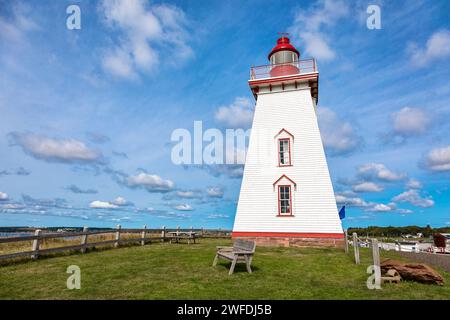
[270,50,299,65]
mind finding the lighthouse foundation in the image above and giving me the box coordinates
[232,233,345,248]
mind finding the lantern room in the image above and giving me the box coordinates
[249,35,319,103]
[268,36,300,64]
[268,36,300,78]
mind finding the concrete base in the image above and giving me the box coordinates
[232,236,345,249]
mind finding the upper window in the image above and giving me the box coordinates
[278,138,291,166]
[278,185,292,215]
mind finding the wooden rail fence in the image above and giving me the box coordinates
[344,231,380,269]
[0,225,232,262]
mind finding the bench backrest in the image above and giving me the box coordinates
[233,239,256,253]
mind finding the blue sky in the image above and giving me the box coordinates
[0,0,449,229]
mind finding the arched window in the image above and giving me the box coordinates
[274,128,294,167]
[273,175,296,217]
[278,138,291,166]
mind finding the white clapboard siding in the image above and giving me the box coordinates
[233,87,343,234]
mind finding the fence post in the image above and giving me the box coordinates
[344,229,349,253]
[371,238,381,288]
[177,226,180,234]
[372,239,380,268]
[161,226,166,242]
[190,226,193,234]
[31,229,41,260]
[115,225,121,248]
[81,226,89,253]
[141,225,147,246]
[201,227,204,237]
[352,232,360,265]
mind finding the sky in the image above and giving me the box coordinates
[0,0,449,230]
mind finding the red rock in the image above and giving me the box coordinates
[381,259,444,285]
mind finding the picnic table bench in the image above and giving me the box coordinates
[167,231,197,244]
[212,239,256,275]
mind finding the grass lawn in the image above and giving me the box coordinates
[0,238,449,299]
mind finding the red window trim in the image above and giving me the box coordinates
[277,185,293,216]
[273,174,296,187]
[278,138,292,166]
[275,128,294,140]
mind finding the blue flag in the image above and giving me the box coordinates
[338,206,346,220]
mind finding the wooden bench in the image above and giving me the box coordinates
[212,239,256,275]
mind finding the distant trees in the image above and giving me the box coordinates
[347,225,450,238]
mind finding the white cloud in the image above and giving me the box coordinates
[100,0,192,79]
[357,163,406,182]
[335,193,368,207]
[391,107,431,136]
[173,204,193,211]
[65,185,98,194]
[317,107,362,156]
[102,47,137,79]
[206,186,224,198]
[422,146,450,172]
[0,192,9,201]
[352,182,383,193]
[126,173,174,192]
[9,132,102,164]
[392,189,434,208]
[409,29,450,68]
[288,0,349,61]
[0,203,25,210]
[203,164,244,179]
[0,4,38,45]
[162,189,203,201]
[111,216,131,222]
[208,213,229,219]
[215,97,254,128]
[112,196,129,206]
[367,203,396,212]
[406,179,422,189]
[90,200,119,209]
[175,190,202,199]
[146,207,191,218]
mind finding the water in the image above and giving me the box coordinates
[0,232,34,238]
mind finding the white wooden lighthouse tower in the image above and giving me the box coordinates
[232,36,344,247]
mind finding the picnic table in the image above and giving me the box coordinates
[167,231,197,244]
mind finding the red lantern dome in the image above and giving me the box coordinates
[268,36,300,61]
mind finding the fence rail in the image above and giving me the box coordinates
[0,226,232,262]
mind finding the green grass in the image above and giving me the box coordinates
[0,239,449,299]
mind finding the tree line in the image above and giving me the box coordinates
[347,225,450,238]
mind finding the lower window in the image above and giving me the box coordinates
[278,185,292,215]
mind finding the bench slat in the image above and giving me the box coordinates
[233,239,255,252]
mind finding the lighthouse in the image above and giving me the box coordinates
[232,35,344,247]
